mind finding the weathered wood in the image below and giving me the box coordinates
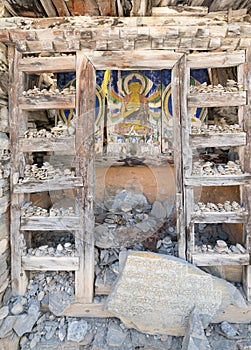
[51,0,71,16]
[14,177,83,193]
[192,252,250,266]
[60,303,113,318]
[20,216,81,231]
[152,6,208,16]
[187,50,245,68]
[19,94,75,110]
[188,92,247,108]
[95,155,174,167]
[19,136,76,152]
[172,57,186,260]
[19,56,75,73]
[39,0,58,17]
[191,212,248,223]
[185,174,251,186]
[22,256,79,270]
[95,284,111,295]
[85,50,183,70]
[190,133,247,148]
[9,46,28,295]
[75,51,95,304]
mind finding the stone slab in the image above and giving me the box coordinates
[105,252,247,336]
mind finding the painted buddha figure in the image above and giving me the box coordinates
[121,75,148,126]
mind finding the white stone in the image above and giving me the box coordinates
[67,320,88,343]
[105,252,247,336]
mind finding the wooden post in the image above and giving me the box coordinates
[242,47,251,301]
[8,45,28,295]
[172,56,186,260]
[75,51,95,303]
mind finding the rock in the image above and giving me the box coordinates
[220,321,239,339]
[151,201,166,219]
[106,321,127,347]
[10,302,23,315]
[105,252,247,336]
[0,316,16,338]
[181,308,211,350]
[67,319,88,342]
[95,225,117,249]
[238,340,251,349]
[48,291,74,316]
[13,309,39,337]
[0,306,9,320]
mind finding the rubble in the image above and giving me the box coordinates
[190,80,243,94]
[22,85,76,97]
[23,121,75,138]
[191,122,242,135]
[192,160,243,176]
[194,201,246,213]
[18,162,76,183]
[21,202,75,217]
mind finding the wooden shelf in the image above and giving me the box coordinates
[18,94,75,110]
[191,211,248,223]
[22,256,79,271]
[188,91,247,108]
[19,136,76,152]
[190,132,247,148]
[192,252,250,266]
[20,216,81,231]
[185,174,251,186]
[19,56,76,73]
[14,177,83,193]
[95,154,174,167]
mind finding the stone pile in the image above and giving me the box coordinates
[191,123,242,134]
[192,160,242,176]
[190,80,243,94]
[25,242,77,257]
[194,201,245,213]
[24,121,74,138]
[18,162,75,183]
[22,84,76,97]
[21,201,75,217]
[194,223,247,254]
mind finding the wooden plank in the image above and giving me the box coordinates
[85,50,183,70]
[188,92,247,108]
[152,6,208,16]
[14,177,83,193]
[185,174,251,186]
[19,56,75,73]
[40,0,57,17]
[192,252,250,266]
[191,212,248,223]
[187,50,246,68]
[190,132,247,148]
[20,216,81,231]
[9,46,28,295]
[22,256,79,271]
[75,51,95,304]
[19,95,75,110]
[61,303,113,318]
[51,0,71,16]
[19,136,76,152]
[172,57,186,260]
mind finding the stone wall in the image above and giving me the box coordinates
[0,41,9,305]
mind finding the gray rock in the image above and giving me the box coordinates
[151,201,166,219]
[13,309,39,337]
[220,321,239,339]
[0,306,9,320]
[0,316,16,338]
[181,308,211,350]
[105,252,247,336]
[106,321,127,347]
[95,225,116,249]
[67,320,88,342]
[48,291,74,316]
[11,302,24,315]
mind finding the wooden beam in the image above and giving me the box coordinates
[75,51,95,304]
[13,177,83,193]
[190,133,247,148]
[40,0,57,17]
[85,50,183,70]
[19,95,75,110]
[152,6,208,16]
[192,252,250,266]
[61,303,113,318]
[187,50,246,69]
[19,56,76,73]
[51,0,71,16]
[19,136,76,153]
[20,216,81,231]
[22,256,79,271]
[188,92,247,108]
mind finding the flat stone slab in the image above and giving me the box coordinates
[105,252,247,336]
